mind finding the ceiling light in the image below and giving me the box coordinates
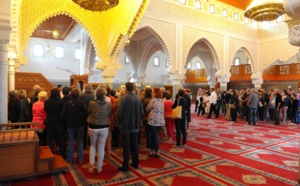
[244,0,285,21]
[72,0,119,11]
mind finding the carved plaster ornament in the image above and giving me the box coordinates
[288,24,300,46]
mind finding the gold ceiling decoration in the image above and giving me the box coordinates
[72,0,119,11]
[244,0,285,21]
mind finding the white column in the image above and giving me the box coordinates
[8,58,15,91]
[0,26,10,129]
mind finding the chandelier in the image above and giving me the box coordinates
[72,0,119,11]
[244,0,285,21]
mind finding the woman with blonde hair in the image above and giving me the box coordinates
[32,91,48,146]
[87,87,111,174]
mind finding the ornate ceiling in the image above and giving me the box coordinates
[31,1,253,41]
[217,0,253,10]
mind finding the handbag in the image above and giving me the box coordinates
[172,99,182,119]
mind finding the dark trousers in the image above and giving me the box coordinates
[195,100,199,112]
[231,108,237,122]
[121,132,139,169]
[148,125,160,152]
[175,119,186,146]
[274,108,281,124]
[145,123,151,149]
[46,125,67,159]
[258,107,264,121]
[112,127,120,146]
[198,103,205,116]
[208,103,218,118]
[38,129,47,146]
[291,109,297,123]
[269,108,274,121]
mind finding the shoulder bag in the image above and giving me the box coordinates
[172,99,182,119]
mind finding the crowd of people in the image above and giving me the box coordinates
[7,82,192,174]
[194,87,300,125]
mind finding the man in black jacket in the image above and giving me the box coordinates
[118,82,144,172]
[274,89,282,125]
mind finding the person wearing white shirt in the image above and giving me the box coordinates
[207,88,219,118]
[195,88,202,112]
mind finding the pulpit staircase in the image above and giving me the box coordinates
[0,122,68,181]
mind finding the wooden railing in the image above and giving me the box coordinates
[263,63,300,81]
[0,122,41,143]
[185,69,208,83]
[230,64,252,81]
[15,72,54,95]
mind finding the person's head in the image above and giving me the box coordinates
[152,88,162,98]
[70,88,80,98]
[144,87,152,99]
[231,89,236,95]
[292,93,297,99]
[242,88,246,93]
[62,86,70,96]
[106,86,111,96]
[96,87,107,100]
[9,90,19,99]
[288,88,292,93]
[57,84,63,91]
[84,84,93,92]
[50,88,60,99]
[210,88,215,92]
[178,89,184,97]
[18,89,27,98]
[165,93,172,100]
[250,88,255,93]
[125,82,134,92]
[33,85,41,91]
[110,89,116,97]
[274,89,279,94]
[38,91,48,101]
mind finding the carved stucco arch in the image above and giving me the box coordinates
[185,38,220,71]
[186,50,211,77]
[140,41,163,72]
[230,46,256,73]
[134,25,171,71]
[19,11,98,64]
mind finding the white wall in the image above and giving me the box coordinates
[144,51,169,85]
[20,37,81,82]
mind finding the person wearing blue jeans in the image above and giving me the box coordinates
[67,126,84,163]
[61,88,88,164]
[248,88,258,125]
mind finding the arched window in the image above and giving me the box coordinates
[196,62,201,69]
[222,9,227,17]
[95,56,100,61]
[187,62,191,69]
[32,43,45,58]
[125,56,130,64]
[153,57,160,67]
[244,17,249,24]
[195,0,201,9]
[74,47,81,60]
[54,46,64,59]
[179,0,186,5]
[234,13,238,21]
[209,5,215,14]
[234,58,240,66]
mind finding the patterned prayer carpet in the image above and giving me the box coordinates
[1,106,300,186]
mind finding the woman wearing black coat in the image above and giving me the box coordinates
[172,89,187,147]
[61,88,88,164]
[44,88,67,160]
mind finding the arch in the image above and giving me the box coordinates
[185,38,220,70]
[19,11,98,64]
[230,47,256,73]
[133,26,171,71]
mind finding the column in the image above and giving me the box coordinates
[170,73,185,100]
[218,76,230,91]
[102,68,116,88]
[8,58,15,91]
[251,73,263,91]
[0,25,11,129]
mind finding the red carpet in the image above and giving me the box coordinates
[1,105,300,185]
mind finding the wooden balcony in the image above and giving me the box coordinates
[185,69,208,83]
[262,63,300,81]
[230,64,252,81]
